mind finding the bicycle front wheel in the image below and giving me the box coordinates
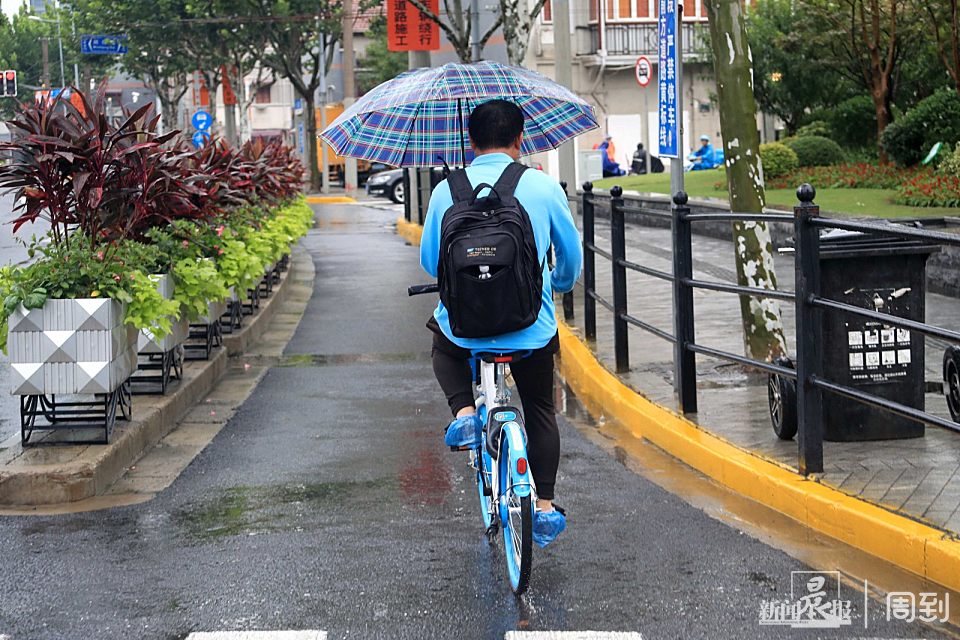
[500,445,533,594]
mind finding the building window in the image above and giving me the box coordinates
[255,85,271,104]
[542,0,552,22]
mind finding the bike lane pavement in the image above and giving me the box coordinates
[0,202,951,640]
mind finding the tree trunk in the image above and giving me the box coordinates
[705,0,787,362]
[303,91,321,192]
[873,93,891,164]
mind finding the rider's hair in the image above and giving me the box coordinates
[468,100,524,150]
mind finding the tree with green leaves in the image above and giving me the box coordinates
[218,0,376,191]
[357,15,407,94]
[71,0,197,133]
[705,0,787,362]
[746,0,840,134]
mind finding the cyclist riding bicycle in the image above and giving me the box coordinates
[419,99,583,548]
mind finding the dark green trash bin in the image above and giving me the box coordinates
[820,232,938,441]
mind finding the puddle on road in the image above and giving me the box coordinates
[277,352,430,367]
[554,377,960,634]
[175,478,395,540]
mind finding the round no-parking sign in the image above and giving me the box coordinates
[635,56,652,87]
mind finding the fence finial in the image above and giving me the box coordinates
[797,183,816,204]
[583,181,593,193]
[673,191,689,206]
[611,185,623,198]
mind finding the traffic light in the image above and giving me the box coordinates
[1,70,16,98]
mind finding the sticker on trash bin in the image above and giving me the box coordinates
[897,328,911,344]
[881,328,895,345]
[882,350,896,365]
[865,330,880,346]
[898,349,911,364]
[848,331,863,347]
[866,352,881,367]
[849,353,864,369]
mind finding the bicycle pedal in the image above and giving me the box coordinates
[485,523,499,538]
[449,445,473,452]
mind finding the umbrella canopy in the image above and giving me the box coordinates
[319,61,598,168]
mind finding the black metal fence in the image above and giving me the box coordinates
[580,182,960,475]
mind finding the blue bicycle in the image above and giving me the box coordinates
[410,283,536,594]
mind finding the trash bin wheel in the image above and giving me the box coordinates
[943,346,960,423]
[768,356,798,440]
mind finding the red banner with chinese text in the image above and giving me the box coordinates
[387,0,440,51]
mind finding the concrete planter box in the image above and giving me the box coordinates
[138,274,189,354]
[7,298,138,395]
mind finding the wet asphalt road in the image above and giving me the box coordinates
[0,202,953,640]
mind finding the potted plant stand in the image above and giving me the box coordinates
[131,274,189,395]
[258,262,276,298]
[185,297,227,360]
[8,298,138,445]
[243,284,260,317]
[220,286,242,334]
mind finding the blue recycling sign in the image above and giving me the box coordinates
[81,35,128,55]
[192,130,211,148]
[191,110,213,131]
[657,0,678,158]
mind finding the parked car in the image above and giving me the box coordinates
[366,168,405,203]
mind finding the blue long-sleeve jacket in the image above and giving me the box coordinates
[420,153,583,351]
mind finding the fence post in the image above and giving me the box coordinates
[672,191,698,413]
[794,183,824,475]
[560,180,575,321]
[582,182,596,341]
[611,186,630,373]
[403,168,412,223]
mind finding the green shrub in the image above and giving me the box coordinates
[827,95,877,149]
[759,142,799,178]
[881,88,960,166]
[936,144,960,178]
[786,135,846,167]
[796,121,831,138]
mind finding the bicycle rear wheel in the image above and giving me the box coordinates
[500,442,533,594]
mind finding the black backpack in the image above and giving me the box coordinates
[437,163,543,339]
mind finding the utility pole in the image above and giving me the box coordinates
[553,0,575,188]
[471,0,481,61]
[71,15,79,87]
[41,38,50,89]
[407,50,431,220]
[319,34,330,194]
[342,0,358,194]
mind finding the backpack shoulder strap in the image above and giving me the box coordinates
[492,162,529,201]
[446,169,474,204]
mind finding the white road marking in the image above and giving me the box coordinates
[186,632,326,640]
[505,634,644,640]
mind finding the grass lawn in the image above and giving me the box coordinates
[594,169,960,219]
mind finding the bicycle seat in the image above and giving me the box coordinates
[472,350,532,364]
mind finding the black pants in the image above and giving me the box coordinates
[428,318,561,500]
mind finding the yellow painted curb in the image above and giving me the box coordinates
[556,321,960,592]
[305,195,357,204]
[391,218,960,591]
[396,217,423,246]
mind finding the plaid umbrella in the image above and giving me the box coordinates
[319,61,598,167]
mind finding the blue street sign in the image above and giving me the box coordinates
[192,110,213,131]
[81,35,128,55]
[294,98,303,112]
[192,130,210,148]
[297,122,305,154]
[657,0,678,158]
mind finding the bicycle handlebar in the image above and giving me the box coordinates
[408,283,439,296]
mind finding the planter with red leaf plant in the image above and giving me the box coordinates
[0,90,201,442]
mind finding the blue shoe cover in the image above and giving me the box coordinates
[533,508,567,548]
[444,414,482,448]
